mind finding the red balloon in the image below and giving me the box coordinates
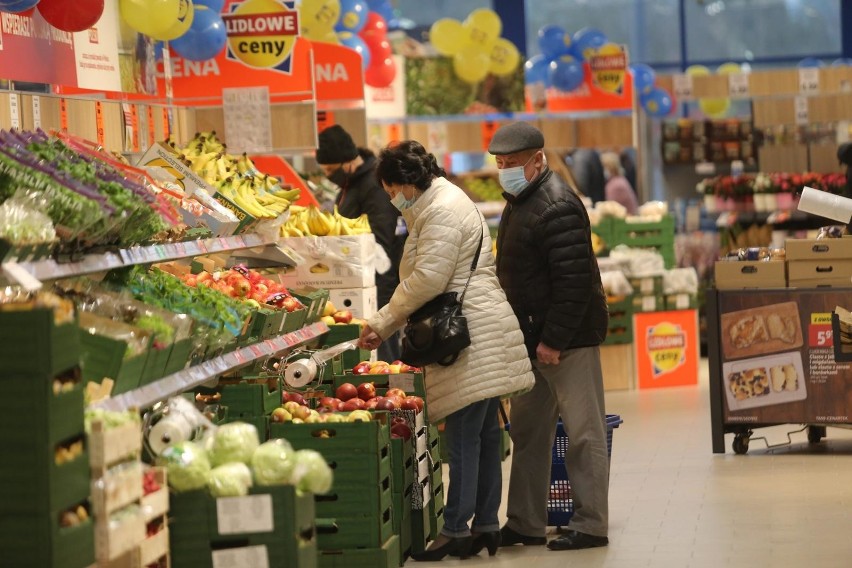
[37,0,103,32]
[363,35,392,60]
[359,12,387,38]
[365,55,396,88]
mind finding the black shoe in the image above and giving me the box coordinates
[411,536,473,561]
[546,530,608,550]
[468,531,501,556]
[499,525,547,547]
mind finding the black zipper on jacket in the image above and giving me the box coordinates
[497,202,512,273]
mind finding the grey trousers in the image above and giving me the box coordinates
[505,346,609,538]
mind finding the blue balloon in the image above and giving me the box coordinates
[524,55,551,86]
[641,88,673,117]
[549,56,584,92]
[572,27,607,59]
[373,0,393,23]
[338,32,371,70]
[798,57,824,68]
[193,0,224,12]
[335,0,368,33]
[629,63,656,95]
[538,25,570,59]
[171,8,227,62]
[0,0,40,12]
[833,58,852,67]
[154,41,164,61]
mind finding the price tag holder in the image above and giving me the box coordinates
[316,110,336,133]
[60,98,68,131]
[32,95,41,129]
[212,546,270,568]
[95,101,105,147]
[8,93,20,129]
[673,74,694,100]
[217,495,274,535]
[809,313,834,348]
[795,96,809,125]
[799,68,820,94]
[642,296,657,312]
[387,123,402,144]
[1,261,42,292]
[480,121,498,152]
[728,73,750,97]
[147,106,156,146]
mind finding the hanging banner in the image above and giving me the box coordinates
[0,10,78,86]
[72,0,121,91]
[635,309,700,389]
[717,289,852,426]
[365,55,405,119]
[526,45,633,113]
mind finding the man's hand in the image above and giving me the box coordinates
[358,325,383,351]
[536,342,561,365]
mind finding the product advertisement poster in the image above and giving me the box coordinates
[72,0,121,92]
[718,289,852,425]
[635,309,700,390]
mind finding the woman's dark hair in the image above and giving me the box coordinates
[375,140,446,191]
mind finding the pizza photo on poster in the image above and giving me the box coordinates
[719,289,852,425]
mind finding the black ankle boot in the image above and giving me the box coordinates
[411,536,473,561]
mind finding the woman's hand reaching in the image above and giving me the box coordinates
[358,325,383,350]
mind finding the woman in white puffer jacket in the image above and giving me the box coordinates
[358,141,534,561]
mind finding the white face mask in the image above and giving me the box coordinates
[391,191,417,211]
[498,153,538,196]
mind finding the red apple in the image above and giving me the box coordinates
[357,382,377,401]
[281,296,303,313]
[392,416,408,426]
[365,398,380,410]
[368,365,391,375]
[352,362,371,375]
[336,383,358,401]
[318,396,341,410]
[405,396,424,412]
[400,398,419,411]
[385,396,403,409]
[386,388,407,399]
[342,398,366,411]
[317,406,333,414]
[283,392,306,406]
[390,422,412,441]
[375,398,396,412]
[333,310,353,324]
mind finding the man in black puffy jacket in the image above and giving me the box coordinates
[489,122,610,551]
[317,126,405,362]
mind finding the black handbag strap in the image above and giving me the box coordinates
[458,222,485,305]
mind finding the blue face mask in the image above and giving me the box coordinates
[391,191,417,211]
[498,153,537,196]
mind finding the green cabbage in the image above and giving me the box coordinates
[290,449,333,495]
[251,439,296,486]
[207,463,253,497]
[209,422,260,467]
[156,441,211,492]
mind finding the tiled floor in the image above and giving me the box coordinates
[416,359,852,567]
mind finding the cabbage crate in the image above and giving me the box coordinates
[197,376,282,418]
[0,308,80,377]
[610,216,676,268]
[168,485,317,568]
[604,297,633,346]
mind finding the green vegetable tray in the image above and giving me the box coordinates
[139,343,173,386]
[0,514,94,568]
[268,415,390,455]
[428,482,446,539]
[282,308,309,334]
[168,485,315,548]
[0,310,79,377]
[202,377,282,418]
[171,539,318,568]
[79,332,149,395]
[164,337,194,375]
[250,307,286,339]
[318,534,399,568]
[0,374,84,446]
[606,297,633,319]
[293,288,330,325]
[409,504,431,554]
[315,471,392,519]
[390,437,415,501]
[315,502,394,550]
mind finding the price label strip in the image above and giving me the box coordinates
[8,93,20,129]
[673,74,694,100]
[799,67,820,94]
[728,73,750,98]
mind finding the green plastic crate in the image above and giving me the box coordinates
[603,329,633,345]
[164,337,194,375]
[316,473,392,518]
[79,332,148,395]
[0,374,84,446]
[283,308,309,333]
[633,294,666,313]
[392,482,414,534]
[169,485,315,546]
[316,503,394,550]
[318,534,400,568]
[269,416,390,455]
[0,310,79,377]
[139,343,173,386]
[250,307,286,339]
[0,441,89,514]
[606,297,633,319]
[390,437,415,499]
[293,288,330,324]
[201,378,282,417]
[428,482,445,539]
[0,514,94,568]
[172,539,318,568]
[409,504,431,554]
[333,372,426,399]
[665,293,698,311]
[612,215,675,237]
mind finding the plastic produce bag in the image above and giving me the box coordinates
[208,422,260,467]
[663,268,699,295]
[156,441,211,492]
[601,271,634,297]
[207,462,253,497]
[251,439,296,486]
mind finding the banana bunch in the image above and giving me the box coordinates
[166,131,300,219]
[280,206,372,237]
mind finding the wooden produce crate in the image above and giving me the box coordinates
[0,309,80,377]
[91,462,144,517]
[89,420,143,474]
[601,343,635,391]
[95,507,146,563]
[141,468,169,523]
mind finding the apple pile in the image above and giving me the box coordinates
[352,360,420,375]
[180,265,304,312]
[318,301,367,328]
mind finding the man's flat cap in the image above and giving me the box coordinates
[488,122,545,155]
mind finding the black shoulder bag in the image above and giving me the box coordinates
[400,227,484,367]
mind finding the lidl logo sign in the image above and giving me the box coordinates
[224,0,299,73]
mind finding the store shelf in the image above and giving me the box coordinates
[5,233,294,283]
[90,321,329,413]
[368,109,633,126]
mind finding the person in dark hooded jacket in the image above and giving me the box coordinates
[317,125,405,362]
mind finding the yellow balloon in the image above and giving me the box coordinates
[489,38,520,76]
[121,0,190,38]
[430,18,466,56]
[685,64,710,77]
[463,8,501,49]
[699,97,731,118]
[717,62,742,75]
[153,0,195,41]
[299,0,341,37]
[319,30,341,44]
[453,45,491,84]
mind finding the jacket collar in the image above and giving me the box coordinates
[401,176,446,224]
[349,150,377,184]
[502,168,553,205]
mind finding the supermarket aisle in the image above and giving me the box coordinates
[421,359,852,568]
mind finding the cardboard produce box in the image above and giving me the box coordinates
[785,238,852,261]
[787,259,852,288]
[329,286,378,319]
[278,234,377,289]
[714,260,786,289]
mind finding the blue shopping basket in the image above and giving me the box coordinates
[547,414,623,528]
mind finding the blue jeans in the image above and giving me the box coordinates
[441,397,503,538]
